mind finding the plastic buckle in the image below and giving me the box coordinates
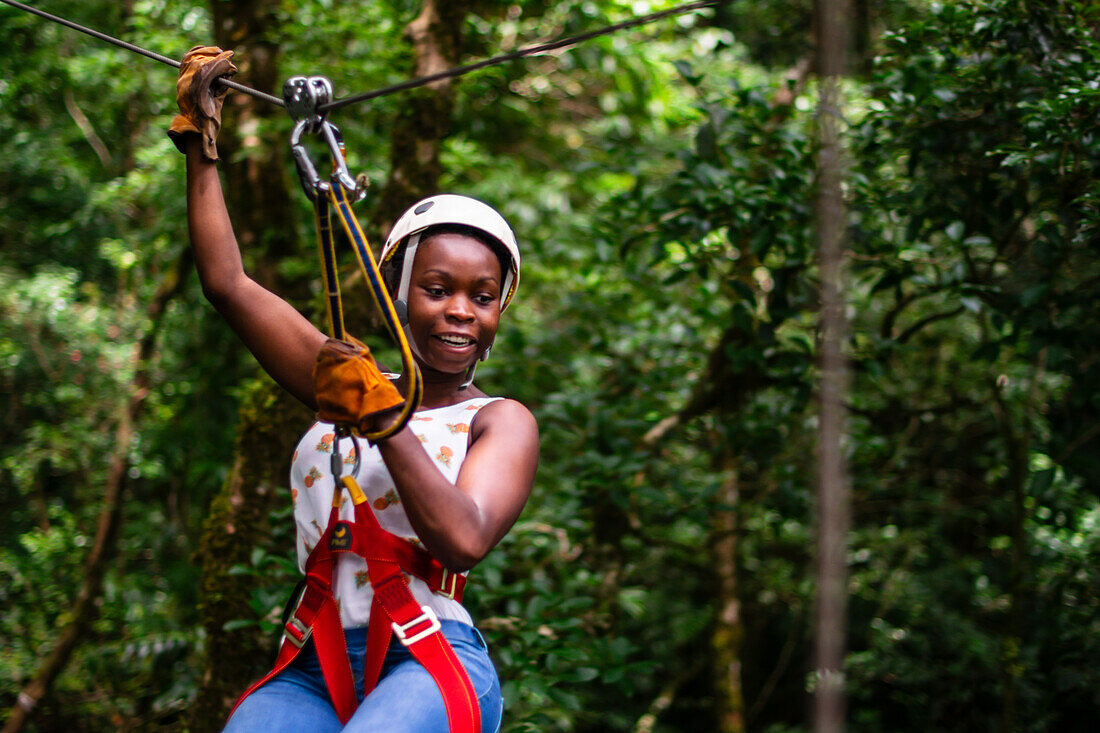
[391,606,441,646]
[284,615,312,649]
[437,568,459,600]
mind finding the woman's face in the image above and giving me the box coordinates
[405,233,503,379]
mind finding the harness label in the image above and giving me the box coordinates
[330,521,353,550]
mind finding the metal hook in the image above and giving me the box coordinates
[330,426,362,480]
[288,119,365,201]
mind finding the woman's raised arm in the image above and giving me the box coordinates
[185,135,325,407]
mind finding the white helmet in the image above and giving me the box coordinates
[379,194,521,390]
[380,194,520,314]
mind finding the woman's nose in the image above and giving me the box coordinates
[445,295,475,320]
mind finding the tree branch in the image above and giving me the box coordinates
[63,89,112,170]
[895,305,965,344]
[632,655,708,733]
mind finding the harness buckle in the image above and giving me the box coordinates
[284,615,312,649]
[391,606,441,646]
[437,568,459,600]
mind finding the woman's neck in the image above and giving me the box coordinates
[393,369,487,410]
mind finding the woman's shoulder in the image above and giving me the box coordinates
[469,397,538,439]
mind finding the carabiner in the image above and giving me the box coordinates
[331,426,362,480]
[288,118,364,201]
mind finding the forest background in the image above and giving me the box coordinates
[1,0,1098,731]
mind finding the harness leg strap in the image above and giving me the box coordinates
[227,582,357,724]
[365,568,480,732]
[312,596,357,723]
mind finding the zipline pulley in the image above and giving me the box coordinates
[284,75,332,129]
[283,75,363,201]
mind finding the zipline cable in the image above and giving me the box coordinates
[0,0,284,107]
[2,0,721,113]
[319,0,722,113]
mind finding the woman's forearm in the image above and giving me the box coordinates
[185,136,245,302]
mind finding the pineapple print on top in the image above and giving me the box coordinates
[373,489,400,511]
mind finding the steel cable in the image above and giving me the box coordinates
[2,0,721,114]
[0,0,285,106]
[319,0,721,112]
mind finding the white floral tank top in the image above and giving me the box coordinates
[289,397,501,628]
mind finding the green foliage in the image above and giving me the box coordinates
[841,0,1100,728]
[1,0,1098,731]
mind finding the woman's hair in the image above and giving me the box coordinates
[382,223,512,299]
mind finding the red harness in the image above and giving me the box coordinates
[230,475,480,731]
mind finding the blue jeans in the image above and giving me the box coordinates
[224,620,502,733]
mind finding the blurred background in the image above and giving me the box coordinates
[1,1,1097,730]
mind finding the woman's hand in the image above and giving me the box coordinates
[313,337,404,433]
[168,46,236,160]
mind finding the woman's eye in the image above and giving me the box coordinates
[425,286,446,297]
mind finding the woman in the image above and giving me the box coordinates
[173,47,539,733]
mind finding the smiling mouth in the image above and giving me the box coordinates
[435,334,475,347]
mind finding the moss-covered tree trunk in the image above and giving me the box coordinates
[711,453,745,733]
[645,320,760,730]
[374,0,471,229]
[190,382,310,728]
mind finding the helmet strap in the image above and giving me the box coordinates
[396,232,422,314]
[459,341,493,391]
[458,361,477,391]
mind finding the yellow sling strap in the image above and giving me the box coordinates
[286,76,422,442]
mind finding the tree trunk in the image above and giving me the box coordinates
[374,0,471,230]
[2,255,188,733]
[711,452,745,733]
[812,0,851,730]
[990,352,1042,733]
[188,381,311,729]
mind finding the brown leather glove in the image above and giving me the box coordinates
[313,336,404,434]
[168,45,237,160]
